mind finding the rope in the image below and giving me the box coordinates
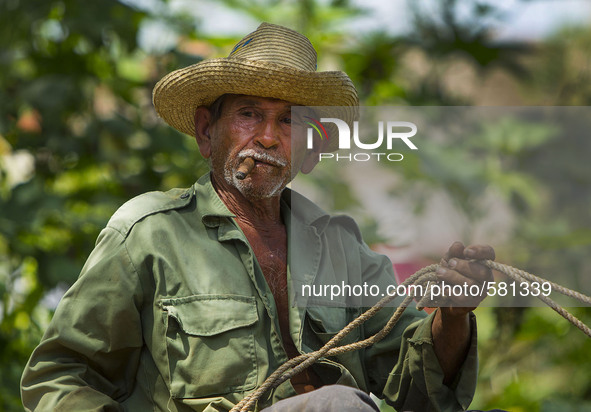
[230,260,591,412]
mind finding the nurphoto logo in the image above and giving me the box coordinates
[305,117,418,163]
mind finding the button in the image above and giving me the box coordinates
[180,192,190,199]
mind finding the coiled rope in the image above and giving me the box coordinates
[230,260,591,412]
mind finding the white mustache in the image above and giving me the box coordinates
[238,149,288,167]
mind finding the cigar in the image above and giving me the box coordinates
[235,157,255,180]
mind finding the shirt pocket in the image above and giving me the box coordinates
[306,306,363,346]
[305,307,364,387]
[161,294,259,399]
[306,306,360,346]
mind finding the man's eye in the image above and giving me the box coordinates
[241,111,254,117]
[282,117,292,124]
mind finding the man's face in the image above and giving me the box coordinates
[207,95,308,199]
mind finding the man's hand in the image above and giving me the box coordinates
[436,241,495,316]
[431,241,495,385]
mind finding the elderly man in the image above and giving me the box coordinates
[22,23,496,411]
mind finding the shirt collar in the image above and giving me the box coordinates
[193,173,235,228]
[281,188,331,234]
[194,172,331,233]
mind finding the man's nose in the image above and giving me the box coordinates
[254,119,281,149]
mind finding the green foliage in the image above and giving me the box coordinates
[474,306,591,411]
[527,26,591,105]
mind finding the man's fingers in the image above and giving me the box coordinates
[437,266,476,287]
[444,242,495,261]
[434,266,488,307]
[444,241,465,260]
[464,244,495,261]
[446,259,493,283]
[436,242,496,309]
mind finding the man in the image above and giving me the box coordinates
[21,23,495,411]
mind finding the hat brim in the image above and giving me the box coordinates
[153,57,359,152]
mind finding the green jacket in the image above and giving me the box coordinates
[21,173,478,412]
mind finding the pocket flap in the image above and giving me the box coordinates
[162,295,257,336]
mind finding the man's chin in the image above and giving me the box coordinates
[229,175,287,200]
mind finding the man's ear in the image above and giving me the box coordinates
[194,106,213,159]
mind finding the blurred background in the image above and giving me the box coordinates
[1,0,591,410]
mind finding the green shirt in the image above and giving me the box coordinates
[21,173,478,412]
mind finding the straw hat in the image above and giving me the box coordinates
[153,22,358,151]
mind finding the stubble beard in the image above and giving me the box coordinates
[219,150,292,200]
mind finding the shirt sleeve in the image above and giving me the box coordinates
[20,227,145,412]
[356,241,478,412]
[382,311,478,412]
